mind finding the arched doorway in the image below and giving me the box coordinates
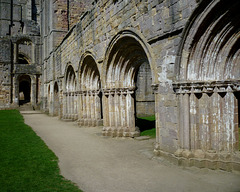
[78,53,102,126]
[173,0,240,170]
[102,33,155,137]
[19,75,31,105]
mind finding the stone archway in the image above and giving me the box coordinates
[19,75,31,105]
[78,53,102,127]
[173,0,240,170]
[102,34,155,137]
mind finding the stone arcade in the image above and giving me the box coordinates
[0,0,239,171]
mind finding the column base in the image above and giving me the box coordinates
[102,126,140,137]
[154,147,240,172]
[78,119,103,127]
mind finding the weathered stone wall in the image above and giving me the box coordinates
[43,0,198,145]
[0,0,41,108]
[135,62,155,117]
[41,0,240,171]
[1,0,239,171]
[0,38,12,108]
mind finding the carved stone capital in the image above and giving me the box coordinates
[173,80,240,94]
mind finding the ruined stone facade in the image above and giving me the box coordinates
[0,0,41,108]
[0,0,239,171]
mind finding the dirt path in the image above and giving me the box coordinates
[22,112,240,192]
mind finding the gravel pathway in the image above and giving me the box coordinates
[22,112,240,192]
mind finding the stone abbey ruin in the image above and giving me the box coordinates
[0,0,239,171]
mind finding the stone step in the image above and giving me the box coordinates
[18,103,35,111]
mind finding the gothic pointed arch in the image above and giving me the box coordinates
[176,0,240,81]
[102,30,157,88]
[173,0,240,170]
[78,52,103,126]
[102,30,156,137]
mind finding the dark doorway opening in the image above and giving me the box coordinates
[53,82,59,116]
[19,75,31,105]
[18,54,29,64]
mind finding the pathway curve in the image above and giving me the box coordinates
[21,112,240,192]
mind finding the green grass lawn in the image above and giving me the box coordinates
[0,110,82,192]
[137,115,156,138]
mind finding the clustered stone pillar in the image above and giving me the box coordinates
[31,75,36,107]
[173,81,240,170]
[13,75,19,106]
[62,91,78,120]
[13,43,18,64]
[102,87,140,137]
[78,90,102,126]
[63,92,67,119]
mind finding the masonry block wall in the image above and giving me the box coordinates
[40,0,240,171]
[0,0,239,171]
[0,39,12,108]
[0,0,41,108]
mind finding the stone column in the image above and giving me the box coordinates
[95,90,102,126]
[59,90,63,119]
[67,93,71,119]
[13,75,19,106]
[151,84,160,153]
[120,90,127,128]
[31,75,37,107]
[179,93,184,149]
[13,43,18,64]
[211,90,219,152]
[71,92,74,119]
[90,91,95,126]
[63,93,67,119]
[125,88,136,136]
[82,92,87,124]
[77,92,81,123]
[189,92,198,151]
[102,90,109,127]
[117,89,127,136]
[102,89,110,136]
[224,90,235,152]
[109,90,115,128]
[183,93,190,150]
[115,90,120,128]
[32,43,35,64]
[86,91,90,125]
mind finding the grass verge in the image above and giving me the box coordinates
[137,115,156,138]
[140,128,156,138]
[0,110,82,192]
